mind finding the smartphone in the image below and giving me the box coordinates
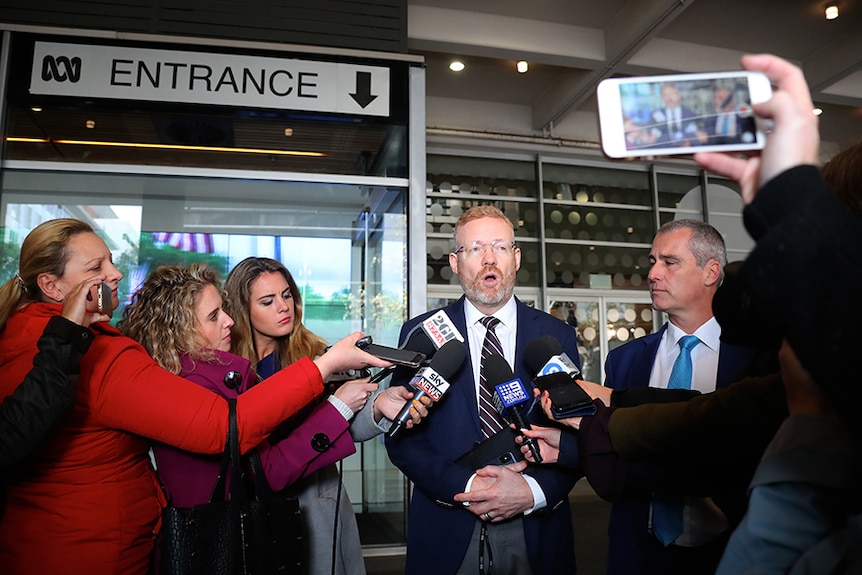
[597,71,772,158]
[86,282,114,314]
[534,372,596,419]
[355,336,425,368]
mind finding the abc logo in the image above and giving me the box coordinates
[540,362,564,375]
[41,55,82,83]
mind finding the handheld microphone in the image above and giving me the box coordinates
[418,309,465,347]
[523,336,594,419]
[484,354,543,463]
[398,309,465,360]
[523,335,581,380]
[387,339,467,438]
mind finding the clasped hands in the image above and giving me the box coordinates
[453,459,532,523]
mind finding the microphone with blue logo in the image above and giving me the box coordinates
[524,335,581,380]
[485,354,543,463]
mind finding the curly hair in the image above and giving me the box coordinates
[0,218,93,330]
[223,257,327,370]
[118,263,223,374]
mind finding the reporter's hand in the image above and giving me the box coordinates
[333,378,378,414]
[577,379,612,407]
[372,386,431,426]
[313,332,392,381]
[517,425,561,464]
[695,54,819,203]
[537,390,583,430]
[62,274,110,327]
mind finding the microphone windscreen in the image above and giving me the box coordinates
[483,353,515,387]
[403,329,440,359]
[522,336,562,375]
[428,339,467,380]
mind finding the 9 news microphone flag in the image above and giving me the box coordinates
[483,354,543,463]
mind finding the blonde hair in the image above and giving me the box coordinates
[453,205,515,249]
[223,257,327,370]
[118,263,222,374]
[0,218,94,330]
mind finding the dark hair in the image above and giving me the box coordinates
[821,141,862,218]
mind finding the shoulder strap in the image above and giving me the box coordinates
[248,451,275,502]
[226,398,247,504]
[207,399,237,503]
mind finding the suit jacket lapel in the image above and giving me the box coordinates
[716,342,754,389]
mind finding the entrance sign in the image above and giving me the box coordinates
[31,41,391,117]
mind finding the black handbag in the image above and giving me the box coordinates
[160,399,303,575]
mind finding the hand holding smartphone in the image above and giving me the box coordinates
[86,281,115,314]
[597,71,772,158]
[355,336,425,368]
[534,372,596,419]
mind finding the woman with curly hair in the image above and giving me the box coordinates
[119,263,382,566]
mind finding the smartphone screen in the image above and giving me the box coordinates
[597,71,772,158]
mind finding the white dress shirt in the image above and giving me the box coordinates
[647,316,729,546]
[462,297,546,513]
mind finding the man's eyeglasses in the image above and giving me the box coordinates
[453,240,518,259]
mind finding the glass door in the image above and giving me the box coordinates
[0,166,410,545]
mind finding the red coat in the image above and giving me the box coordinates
[0,303,323,575]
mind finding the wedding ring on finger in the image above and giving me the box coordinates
[483,512,491,521]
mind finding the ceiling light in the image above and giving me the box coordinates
[517,60,529,73]
[449,61,465,72]
[825,1,839,19]
[813,107,823,116]
[85,120,95,129]
[284,128,294,136]
[30,107,42,112]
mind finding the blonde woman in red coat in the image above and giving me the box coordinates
[0,218,390,575]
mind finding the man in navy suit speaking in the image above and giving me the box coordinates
[385,205,582,575]
[603,219,755,575]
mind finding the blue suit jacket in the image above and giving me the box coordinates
[603,323,756,575]
[384,296,583,575]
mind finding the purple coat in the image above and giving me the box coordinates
[152,350,354,507]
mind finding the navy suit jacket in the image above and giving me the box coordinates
[649,105,701,146]
[602,323,756,575]
[384,296,583,575]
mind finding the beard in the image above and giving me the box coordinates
[460,265,517,309]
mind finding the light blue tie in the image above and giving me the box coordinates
[652,335,700,546]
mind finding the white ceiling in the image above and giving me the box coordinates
[408,0,862,152]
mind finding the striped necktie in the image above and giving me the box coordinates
[478,316,507,438]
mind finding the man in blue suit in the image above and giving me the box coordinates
[648,83,707,148]
[385,205,582,575]
[604,219,755,575]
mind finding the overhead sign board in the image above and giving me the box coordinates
[30,41,391,117]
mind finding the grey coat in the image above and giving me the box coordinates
[294,399,389,575]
